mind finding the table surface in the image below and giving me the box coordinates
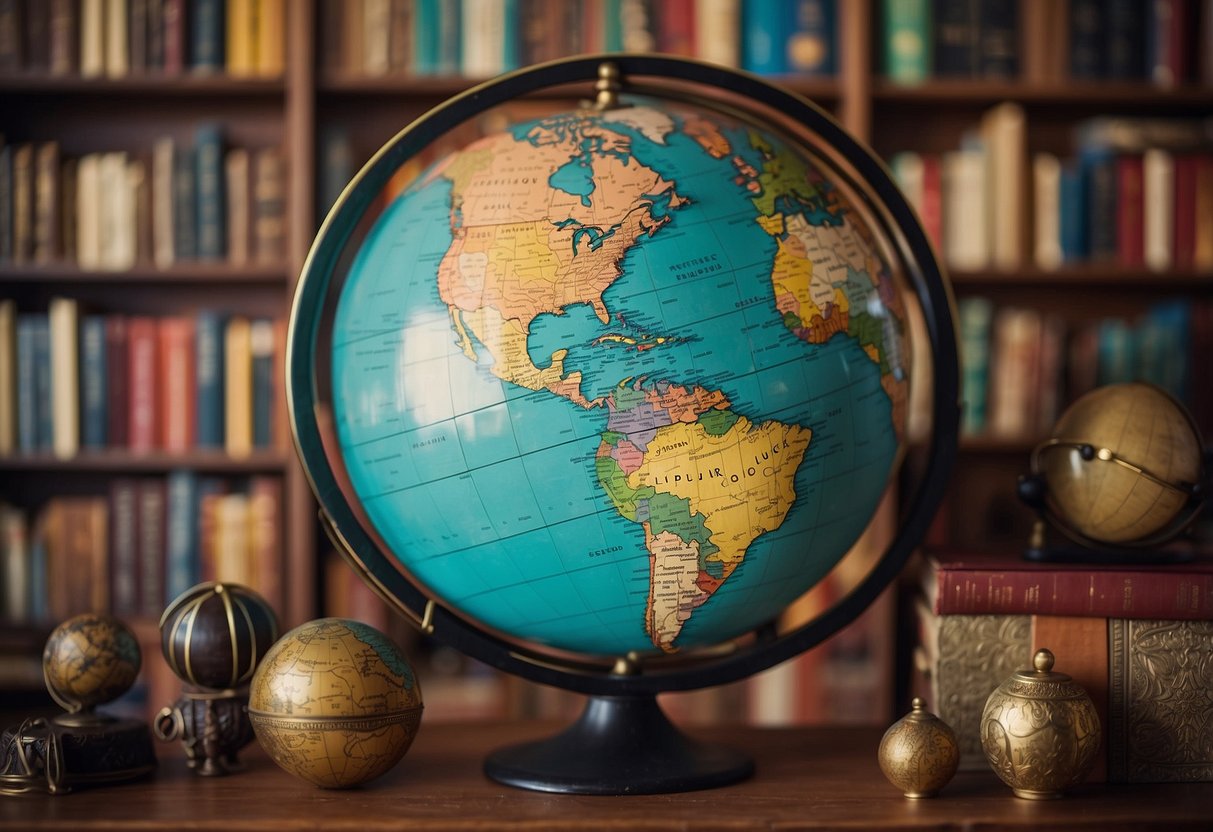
[2,720,1211,831]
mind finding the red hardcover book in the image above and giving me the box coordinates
[1115,154,1144,267]
[924,549,1213,619]
[1172,153,1199,270]
[127,315,160,453]
[104,315,129,448]
[919,154,943,255]
[158,315,196,453]
[162,0,184,74]
[658,0,695,56]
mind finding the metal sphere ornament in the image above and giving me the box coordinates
[248,618,424,789]
[878,698,959,798]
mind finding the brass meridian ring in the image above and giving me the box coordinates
[1031,438,1197,497]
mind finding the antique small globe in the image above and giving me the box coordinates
[287,55,959,793]
[1028,382,1205,551]
[43,613,142,718]
[248,618,424,789]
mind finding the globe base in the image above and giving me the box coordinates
[483,694,753,795]
[1,715,156,795]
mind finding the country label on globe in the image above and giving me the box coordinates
[332,101,909,656]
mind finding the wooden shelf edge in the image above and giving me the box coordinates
[873,78,1213,106]
[0,262,292,284]
[948,266,1213,288]
[0,450,291,473]
[0,73,285,96]
[959,435,1038,454]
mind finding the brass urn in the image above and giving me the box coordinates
[878,697,960,798]
[981,648,1101,799]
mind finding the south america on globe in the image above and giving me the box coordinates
[332,101,909,656]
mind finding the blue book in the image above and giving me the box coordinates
[1140,300,1190,400]
[190,0,225,72]
[1105,0,1144,79]
[1068,0,1104,79]
[501,0,520,72]
[977,0,1016,78]
[28,529,47,623]
[31,316,52,452]
[79,315,107,449]
[787,0,836,76]
[15,315,41,453]
[250,320,274,448]
[933,0,979,77]
[1081,146,1117,262]
[412,0,441,74]
[195,310,226,448]
[1097,319,1136,387]
[1058,160,1086,263]
[194,124,226,260]
[165,470,200,603]
[438,0,462,75]
[743,0,788,74]
[172,142,197,260]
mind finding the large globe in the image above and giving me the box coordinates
[327,95,911,657]
[1035,383,1203,545]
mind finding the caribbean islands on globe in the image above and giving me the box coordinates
[327,95,911,658]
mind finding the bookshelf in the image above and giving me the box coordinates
[2,0,1211,729]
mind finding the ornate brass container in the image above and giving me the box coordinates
[878,697,959,798]
[981,648,1101,799]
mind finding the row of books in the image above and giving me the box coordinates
[322,0,838,79]
[0,473,282,626]
[912,548,1213,782]
[891,111,1213,273]
[0,300,287,459]
[958,298,1202,440]
[0,0,284,78]
[884,0,1213,87]
[0,130,286,270]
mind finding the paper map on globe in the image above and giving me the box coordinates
[332,102,908,655]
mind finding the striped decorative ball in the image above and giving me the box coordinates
[160,583,279,690]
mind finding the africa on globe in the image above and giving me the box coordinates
[329,96,910,658]
[248,618,423,789]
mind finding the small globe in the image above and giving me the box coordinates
[248,618,423,789]
[43,614,141,714]
[1035,383,1204,545]
[160,582,279,690]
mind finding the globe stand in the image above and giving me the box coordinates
[0,712,156,795]
[483,693,753,794]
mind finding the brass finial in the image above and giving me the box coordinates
[1033,648,1055,674]
[594,62,622,110]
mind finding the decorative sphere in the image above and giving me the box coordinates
[877,698,959,798]
[248,618,423,788]
[322,97,912,657]
[1036,383,1203,545]
[981,649,1101,799]
[43,614,141,713]
[160,582,280,690]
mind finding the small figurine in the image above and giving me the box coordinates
[154,582,278,776]
[877,697,959,798]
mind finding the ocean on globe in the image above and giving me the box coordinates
[248,618,423,789]
[1036,383,1203,545]
[330,100,910,657]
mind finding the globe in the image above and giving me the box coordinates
[1033,383,1204,546]
[247,618,424,789]
[43,613,141,716]
[289,56,958,793]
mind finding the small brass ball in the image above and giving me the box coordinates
[878,697,959,798]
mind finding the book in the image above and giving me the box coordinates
[224,316,252,457]
[15,315,44,453]
[1143,147,1174,272]
[137,477,167,617]
[104,0,129,77]
[152,137,176,267]
[48,296,79,460]
[1104,0,1144,79]
[785,0,835,76]
[248,475,282,610]
[1021,0,1067,83]
[225,147,250,265]
[194,124,226,260]
[158,316,196,453]
[191,0,225,72]
[164,470,202,603]
[127,315,160,453]
[129,0,149,73]
[227,0,257,76]
[924,549,1213,619]
[104,315,129,447]
[79,314,108,450]
[694,0,740,67]
[79,0,104,76]
[1146,0,1195,87]
[741,0,785,74]
[882,0,930,83]
[986,305,1041,438]
[0,0,21,71]
[1058,159,1086,262]
[980,102,1026,271]
[0,300,13,455]
[33,142,60,263]
[109,477,141,617]
[933,0,978,77]
[172,139,197,261]
[1172,153,1200,269]
[11,143,31,263]
[976,0,1017,78]
[1115,154,1144,267]
[23,0,50,72]
[941,147,987,270]
[163,0,185,73]
[363,0,390,75]
[1,505,30,622]
[1068,0,1104,79]
[250,319,275,448]
[957,296,992,436]
[195,310,226,448]
[43,498,109,619]
[252,146,285,263]
[257,0,285,75]
[1033,153,1062,270]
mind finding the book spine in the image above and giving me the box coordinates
[1059,160,1086,262]
[411,0,438,73]
[48,297,79,460]
[15,315,41,454]
[164,469,200,602]
[195,310,225,448]
[130,0,149,73]
[33,142,61,263]
[932,565,1213,618]
[603,0,624,51]
[933,0,978,77]
[1084,148,1117,261]
[658,0,695,55]
[109,478,141,617]
[194,124,226,260]
[248,475,281,611]
[0,142,11,261]
[387,0,412,71]
[12,144,32,263]
[1104,0,1144,79]
[1115,154,1144,267]
[942,148,987,270]
[224,316,252,457]
[786,0,836,76]
[191,0,225,72]
[1172,154,1198,269]
[1033,152,1062,270]
[362,0,390,75]
[1143,147,1174,272]
[694,0,740,67]
[127,316,160,453]
[252,146,285,263]
[32,316,52,452]
[976,0,1016,78]
[957,296,992,435]
[172,141,196,260]
[225,147,250,265]
[1068,0,1104,78]
[741,0,786,74]
[0,0,21,71]
[0,300,14,455]
[105,0,129,77]
[80,314,108,449]
[79,0,104,77]
[163,0,184,73]
[137,477,167,617]
[257,0,285,75]
[249,319,274,448]
[227,0,256,76]
[159,316,196,452]
[883,0,930,83]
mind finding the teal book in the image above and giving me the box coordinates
[500,0,520,71]
[603,0,624,51]
[79,314,107,449]
[165,470,200,603]
[195,310,226,448]
[15,315,43,453]
[958,296,993,436]
[250,319,274,448]
[194,124,226,260]
[413,0,440,74]
[883,0,930,82]
[742,0,787,74]
[190,0,225,71]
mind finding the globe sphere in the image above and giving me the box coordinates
[160,582,279,690]
[1036,383,1203,545]
[323,95,912,659]
[248,618,423,789]
[43,613,141,713]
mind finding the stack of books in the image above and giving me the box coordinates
[912,549,1213,783]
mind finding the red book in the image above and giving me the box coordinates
[924,550,1213,620]
[1172,153,1199,269]
[919,154,943,255]
[158,316,196,453]
[162,0,185,74]
[127,316,160,453]
[104,315,129,448]
[1115,154,1144,267]
[658,0,696,56]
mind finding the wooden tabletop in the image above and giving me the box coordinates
[2,720,1211,831]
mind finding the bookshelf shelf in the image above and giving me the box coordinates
[0,263,291,285]
[958,435,1037,455]
[872,80,1213,110]
[0,74,285,98]
[0,450,290,474]
[949,267,1213,289]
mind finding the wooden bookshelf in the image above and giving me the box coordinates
[0,262,290,285]
[0,449,290,474]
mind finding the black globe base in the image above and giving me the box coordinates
[483,694,754,795]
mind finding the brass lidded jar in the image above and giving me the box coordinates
[981,648,1101,799]
[878,697,960,798]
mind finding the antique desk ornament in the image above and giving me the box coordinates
[287,54,959,793]
[878,697,959,798]
[0,614,156,794]
[981,648,1101,799]
[154,582,278,776]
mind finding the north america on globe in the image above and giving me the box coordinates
[332,100,908,656]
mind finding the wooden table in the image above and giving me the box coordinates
[2,721,1210,830]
